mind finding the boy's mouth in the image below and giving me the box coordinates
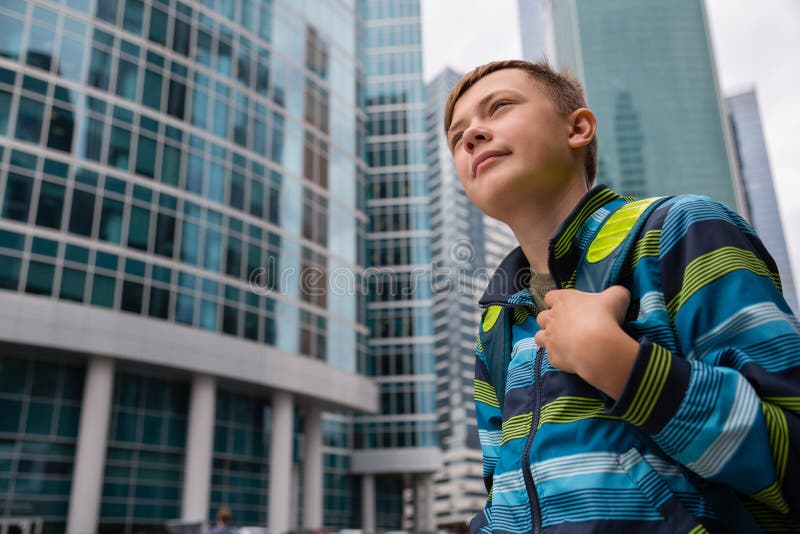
[473,150,510,176]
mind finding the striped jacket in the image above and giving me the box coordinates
[470,186,800,533]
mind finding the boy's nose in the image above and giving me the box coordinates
[464,125,492,152]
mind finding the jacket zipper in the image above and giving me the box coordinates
[521,345,544,534]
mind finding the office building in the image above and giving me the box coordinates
[356,0,439,529]
[0,0,377,532]
[519,0,745,211]
[727,89,798,314]
[425,67,516,528]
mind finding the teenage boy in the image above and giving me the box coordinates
[445,60,800,533]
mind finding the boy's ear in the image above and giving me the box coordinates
[567,108,597,149]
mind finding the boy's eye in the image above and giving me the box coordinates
[450,133,463,148]
[490,100,509,114]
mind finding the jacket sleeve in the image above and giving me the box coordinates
[608,196,800,521]
[471,328,504,531]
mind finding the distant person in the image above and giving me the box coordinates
[210,507,236,534]
[444,59,800,532]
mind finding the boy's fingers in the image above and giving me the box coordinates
[534,329,546,348]
[536,310,550,329]
[543,289,560,307]
[544,288,579,307]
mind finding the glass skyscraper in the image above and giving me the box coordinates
[355,0,438,529]
[0,0,404,531]
[425,67,516,528]
[727,89,798,314]
[519,0,745,211]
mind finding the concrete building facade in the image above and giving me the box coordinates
[0,0,384,531]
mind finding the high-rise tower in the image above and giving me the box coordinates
[0,0,374,532]
[425,67,517,528]
[727,89,798,314]
[519,0,745,211]
[355,0,439,530]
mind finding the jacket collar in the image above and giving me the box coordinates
[479,185,625,307]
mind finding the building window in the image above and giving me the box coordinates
[298,308,326,361]
[99,373,189,533]
[0,356,85,533]
[301,187,328,246]
[303,132,329,189]
[210,390,271,526]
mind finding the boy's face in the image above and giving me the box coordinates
[448,68,576,220]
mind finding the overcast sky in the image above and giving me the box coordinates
[420,0,800,305]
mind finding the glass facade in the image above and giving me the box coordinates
[375,474,403,529]
[357,0,435,455]
[539,0,739,207]
[356,0,436,527]
[322,414,359,528]
[210,389,271,526]
[424,67,517,527]
[727,90,799,314]
[0,355,84,534]
[0,0,435,529]
[0,0,364,368]
[99,372,189,534]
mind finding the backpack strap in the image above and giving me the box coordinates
[575,196,671,292]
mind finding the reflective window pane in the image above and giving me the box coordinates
[142,69,163,110]
[108,127,131,170]
[96,0,119,24]
[0,13,24,60]
[0,256,21,290]
[47,105,75,152]
[123,0,144,35]
[26,261,54,295]
[160,145,181,186]
[91,274,116,308]
[135,135,156,178]
[60,268,86,302]
[2,173,33,222]
[149,7,168,46]
[88,48,112,90]
[68,190,95,236]
[26,24,54,71]
[154,213,175,257]
[0,90,11,135]
[35,182,65,229]
[127,206,150,250]
[15,97,45,143]
[58,35,85,83]
[99,198,123,244]
[116,59,138,100]
[149,288,170,319]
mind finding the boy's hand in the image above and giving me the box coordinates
[534,286,639,400]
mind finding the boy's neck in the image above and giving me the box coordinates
[508,179,589,274]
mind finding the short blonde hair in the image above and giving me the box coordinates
[444,60,598,187]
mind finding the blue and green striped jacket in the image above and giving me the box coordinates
[470,186,800,533]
